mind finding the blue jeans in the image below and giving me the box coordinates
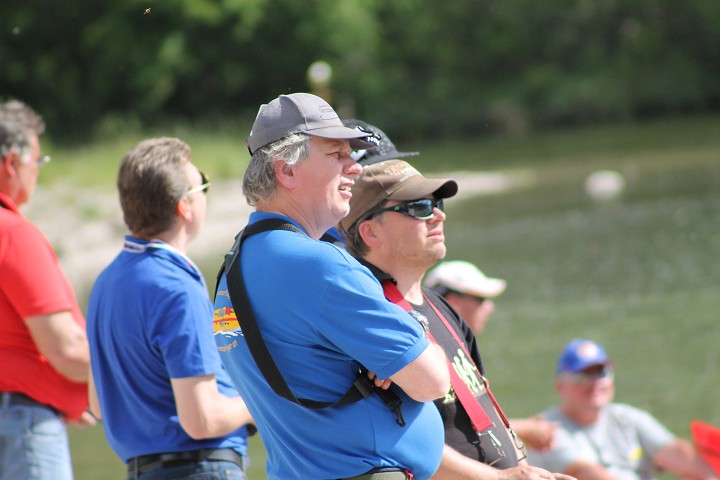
[126,458,248,480]
[0,400,73,480]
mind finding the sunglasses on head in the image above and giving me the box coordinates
[187,171,211,195]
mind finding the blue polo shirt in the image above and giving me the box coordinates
[87,237,249,462]
[214,212,444,480]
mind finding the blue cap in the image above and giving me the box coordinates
[556,339,610,374]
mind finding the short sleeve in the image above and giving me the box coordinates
[314,258,430,380]
[528,432,581,472]
[0,219,75,317]
[149,283,221,380]
[616,403,675,457]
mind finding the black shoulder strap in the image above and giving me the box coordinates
[218,218,378,410]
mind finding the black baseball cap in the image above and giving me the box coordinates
[342,119,419,166]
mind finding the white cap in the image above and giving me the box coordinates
[424,260,507,298]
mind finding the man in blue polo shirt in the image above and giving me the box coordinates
[87,137,254,479]
[213,93,450,480]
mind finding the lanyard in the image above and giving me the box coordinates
[422,291,511,429]
[382,280,494,432]
[123,238,207,291]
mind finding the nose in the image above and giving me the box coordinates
[484,299,495,314]
[345,158,362,177]
[429,206,446,222]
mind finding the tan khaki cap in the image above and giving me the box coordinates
[340,160,458,232]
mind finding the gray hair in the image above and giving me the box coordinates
[0,100,45,164]
[242,133,310,206]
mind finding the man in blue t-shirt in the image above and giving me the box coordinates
[213,93,450,480]
[87,138,254,479]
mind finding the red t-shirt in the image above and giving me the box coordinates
[0,192,88,420]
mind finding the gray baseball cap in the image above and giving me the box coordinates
[246,93,377,155]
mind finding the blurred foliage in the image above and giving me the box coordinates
[1,0,719,143]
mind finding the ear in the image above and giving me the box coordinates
[274,160,299,190]
[176,195,192,222]
[358,219,383,249]
[1,152,20,177]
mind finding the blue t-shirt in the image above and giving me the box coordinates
[87,236,249,462]
[214,212,444,480]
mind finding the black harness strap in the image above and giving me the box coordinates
[218,218,403,422]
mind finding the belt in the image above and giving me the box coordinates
[342,468,413,480]
[1,392,58,414]
[127,448,243,474]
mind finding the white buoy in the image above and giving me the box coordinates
[584,170,626,201]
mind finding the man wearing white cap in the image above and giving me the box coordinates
[213,93,449,480]
[527,339,716,480]
[424,260,507,335]
[425,261,558,452]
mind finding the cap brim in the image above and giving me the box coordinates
[389,176,458,201]
[360,151,420,166]
[305,126,377,150]
[456,278,507,298]
[567,359,612,373]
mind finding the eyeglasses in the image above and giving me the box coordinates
[461,292,487,304]
[3,148,51,168]
[36,155,51,168]
[187,171,211,195]
[441,287,486,304]
[563,364,614,385]
[367,198,444,222]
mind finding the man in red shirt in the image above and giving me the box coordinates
[0,100,92,480]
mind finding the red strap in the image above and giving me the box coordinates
[422,294,512,429]
[382,281,493,432]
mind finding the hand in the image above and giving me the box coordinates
[67,411,98,429]
[511,416,558,452]
[367,371,393,390]
[497,465,575,480]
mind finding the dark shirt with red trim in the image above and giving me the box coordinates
[360,259,520,468]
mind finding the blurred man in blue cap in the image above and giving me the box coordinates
[527,339,716,480]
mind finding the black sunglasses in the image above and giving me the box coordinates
[187,171,211,195]
[366,198,444,222]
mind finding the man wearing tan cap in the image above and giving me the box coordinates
[212,93,449,480]
[341,160,571,480]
